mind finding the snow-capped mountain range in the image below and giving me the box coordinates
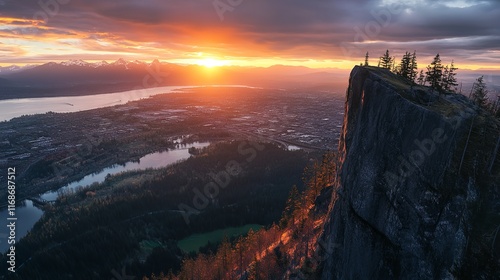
[0,59,164,74]
[0,64,36,74]
[0,58,172,87]
[42,58,161,69]
[0,58,178,99]
[0,59,349,100]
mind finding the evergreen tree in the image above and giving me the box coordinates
[234,236,247,275]
[417,70,425,85]
[379,50,393,69]
[409,51,418,82]
[425,54,444,92]
[443,60,458,92]
[279,185,300,228]
[472,76,489,107]
[441,65,449,91]
[392,63,400,74]
[217,236,232,273]
[364,52,369,66]
[397,52,412,80]
[494,96,500,117]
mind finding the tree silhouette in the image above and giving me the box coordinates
[409,51,418,82]
[391,56,397,73]
[472,76,489,107]
[442,60,458,92]
[364,52,369,66]
[425,54,444,92]
[417,70,425,85]
[441,65,449,91]
[379,50,393,69]
[397,52,412,80]
[395,51,418,82]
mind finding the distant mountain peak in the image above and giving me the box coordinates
[93,61,109,68]
[61,59,89,67]
[113,58,128,65]
[94,60,109,66]
[0,64,36,74]
[130,60,146,66]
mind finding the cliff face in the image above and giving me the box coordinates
[320,66,500,279]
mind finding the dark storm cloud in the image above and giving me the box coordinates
[386,1,499,39]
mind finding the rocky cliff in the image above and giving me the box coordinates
[319,66,500,279]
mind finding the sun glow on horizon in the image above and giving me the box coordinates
[196,58,229,68]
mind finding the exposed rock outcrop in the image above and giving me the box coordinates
[319,66,500,279]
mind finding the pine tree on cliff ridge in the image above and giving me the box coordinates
[442,60,458,92]
[417,70,425,85]
[426,54,444,92]
[441,65,450,91]
[379,50,393,69]
[397,51,414,81]
[472,76,489,107]
[409,51,418,82]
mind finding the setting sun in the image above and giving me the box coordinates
[197,58,228,68]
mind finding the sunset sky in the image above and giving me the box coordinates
[0,0,499,69]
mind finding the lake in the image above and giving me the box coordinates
[177,224,263,253]
[0,200,43,253]
[0,85,254,122]
[0,85,194,122]
[0,141,210,253]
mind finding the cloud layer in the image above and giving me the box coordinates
[0,0,498,68]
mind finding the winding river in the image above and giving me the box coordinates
[0,141,210,253]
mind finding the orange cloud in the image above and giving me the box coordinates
[0,1,498,70]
